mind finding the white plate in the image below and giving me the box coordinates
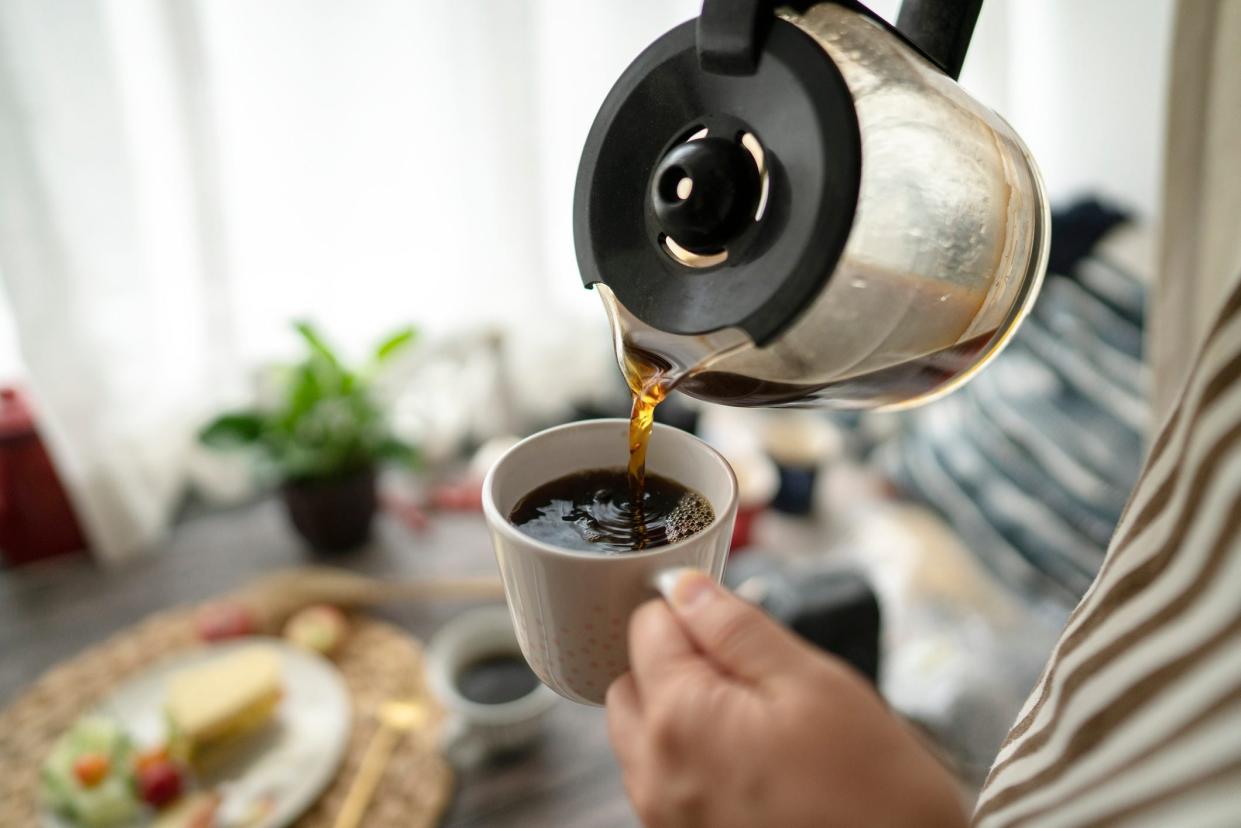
[43,638,351,828]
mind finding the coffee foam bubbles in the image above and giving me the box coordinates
[665,492,714,541]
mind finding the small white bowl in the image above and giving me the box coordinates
[427,605,559,766]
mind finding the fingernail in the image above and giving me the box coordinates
[655,568,714,610]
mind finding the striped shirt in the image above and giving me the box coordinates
[972,274,1241,825]
[972,3,1241,823]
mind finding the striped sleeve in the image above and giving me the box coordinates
[972,274,1241,826]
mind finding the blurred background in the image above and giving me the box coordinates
[0,1,1185,825]
[0,0,1171,560]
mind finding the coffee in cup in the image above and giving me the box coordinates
[428,606,559,765]
[508,468,714,553]
[454,652,540,705]
[483,419,738,704]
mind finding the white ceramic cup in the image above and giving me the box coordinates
[482,419,738,705]
[427,605,559,766]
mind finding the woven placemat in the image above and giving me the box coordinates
[0,608,453,827]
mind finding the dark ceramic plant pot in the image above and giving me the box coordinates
[281,467,377,553]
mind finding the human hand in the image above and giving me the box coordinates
[607,569,967,828]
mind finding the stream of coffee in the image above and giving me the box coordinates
[622,349,671,493]
[620,346,675,546]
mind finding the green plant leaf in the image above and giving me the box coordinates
[293,320,342,370]
[339,369,357,395]
[278,364,323,429]
[199,412,265,448]
[202,321,419,482]
[373,325,418,363]
[373,436,420,468]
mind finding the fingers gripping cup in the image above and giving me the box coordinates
[482,420,738,705]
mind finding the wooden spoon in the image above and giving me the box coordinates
[225,566,504,632]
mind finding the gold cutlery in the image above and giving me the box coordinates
[333,699,429,828]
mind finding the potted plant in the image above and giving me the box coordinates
[200,321,418,552]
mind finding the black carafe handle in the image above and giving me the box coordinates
[895,0,983,80]
[696,0,983,81]
[697,0,768,74]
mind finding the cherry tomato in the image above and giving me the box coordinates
[72,753,110,788]
[134,745,170,772]
[136,759,184,809]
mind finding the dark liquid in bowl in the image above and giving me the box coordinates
[508,468,714,553]
[456,653,541,705]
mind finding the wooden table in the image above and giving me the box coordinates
[0,500,639,827]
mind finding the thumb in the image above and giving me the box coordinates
[656,568,812,683]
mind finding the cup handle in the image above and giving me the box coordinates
[438,714,487,769]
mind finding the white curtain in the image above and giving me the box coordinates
[0,0,222,563]
[0,0,697,562]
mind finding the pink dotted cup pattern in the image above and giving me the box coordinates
[516,603,633,704]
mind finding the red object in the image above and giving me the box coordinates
[0,387,87,566]
[72,753,110,788]
[428,481,483,512]
[382,495,431,532]
[729,505,761,553]
[134,746,171,772]
[136,759,184,809]
[194,601,257,642]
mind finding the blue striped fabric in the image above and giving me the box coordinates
[884,240,1150,608]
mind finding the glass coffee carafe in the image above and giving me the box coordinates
[574,0,1049,410]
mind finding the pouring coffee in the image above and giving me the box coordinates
[574,0,1050,459]
[485,0,1050,703]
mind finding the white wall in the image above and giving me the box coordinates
[870,0,1175,219]
[998,0,1174,218]
[530,0,701,320]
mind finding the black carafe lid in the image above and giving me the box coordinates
[573,2,862,346]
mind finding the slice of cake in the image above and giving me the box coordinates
[166,646,282,763]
